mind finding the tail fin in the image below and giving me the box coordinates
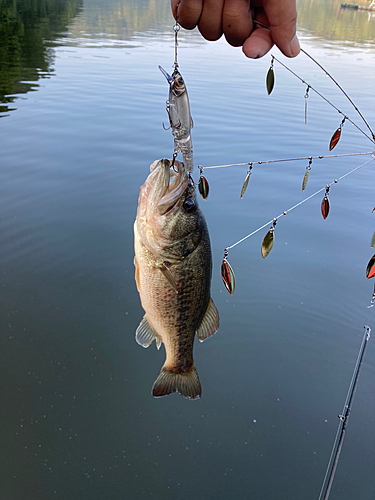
[152,365,201,400]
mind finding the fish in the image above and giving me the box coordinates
[159,66,194,173]
[134,158,219,399]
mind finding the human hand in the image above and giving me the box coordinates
[170,0,300,59]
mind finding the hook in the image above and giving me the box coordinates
[171,153,178,171]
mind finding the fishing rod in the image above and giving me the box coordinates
[318,325,371,500]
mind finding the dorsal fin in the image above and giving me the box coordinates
[196,298,219,342]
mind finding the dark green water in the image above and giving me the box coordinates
[1,1,375,499]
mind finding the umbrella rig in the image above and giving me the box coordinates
[158,19,375,500]
[159,20,375,303]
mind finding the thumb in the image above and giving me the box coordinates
[263,0,300,57]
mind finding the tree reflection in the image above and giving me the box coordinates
[297,0,375,43]
[0,0,83,116]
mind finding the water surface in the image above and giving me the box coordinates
[1,1,375,499]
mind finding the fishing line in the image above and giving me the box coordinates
[225,157,374,251]
[252,20,375,143]
[300,48,375,142]
[201,151,373,171]
[271,55,374,144]
[173,17,180,71]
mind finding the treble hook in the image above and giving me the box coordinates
[162,100,181,131]
[188,172,196,187]
[162,101,172,130]
[170,153,178,172]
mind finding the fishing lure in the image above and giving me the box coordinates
[198,166,209,199]
[159,65,194,173]
[329,117,346,151]
[261,219,277,258]
[304,85,310,124]
[302,158,312,192]
[366,253,375,279]
[221,250,235,295]
[321,185,330,219]
[266,56,275,95]
[240,164,252,199]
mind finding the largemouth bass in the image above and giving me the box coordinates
[159,66,194,173]
[134,159,219,399]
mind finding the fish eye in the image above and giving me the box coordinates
[183,198,195,212]
[177,77,184,86]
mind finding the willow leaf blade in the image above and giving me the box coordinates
[266,67,275,95]
[261,229,274,258]
[221,259,235,295]
[302,168,310,192]
[329,126,342,151]
[321,196,330,219]
[198,175,209,200]
[240,172,251,199]
[366,254,375,279]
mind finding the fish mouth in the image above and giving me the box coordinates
[152,159,188,216]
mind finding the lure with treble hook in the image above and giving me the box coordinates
[159,65,194,173]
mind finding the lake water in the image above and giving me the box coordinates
[1,1,375,499]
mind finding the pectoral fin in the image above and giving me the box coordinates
[157,261,178,294]
[136,315,162,349]
[196,298,219,342]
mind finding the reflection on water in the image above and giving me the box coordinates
[297,0,375,43]
[0,0,82,116]
[2,0,375,116]
[1,1,375,499]
[67,0,171,42]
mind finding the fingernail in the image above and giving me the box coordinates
[290,35,300,57]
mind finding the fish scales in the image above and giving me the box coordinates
[134,159,219,399]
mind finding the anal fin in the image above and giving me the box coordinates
[136,315,159,348]
[196,297,219,342]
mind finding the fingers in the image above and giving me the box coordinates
[171,0,203,30]
[242,26,273,58]
[171,0,299,58]
[171,0,224,40]
[222,0,252,47]
[198,0,225,41]
[262,0,299,57]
